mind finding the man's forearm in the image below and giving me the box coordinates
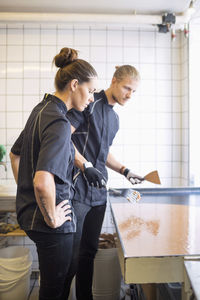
[74,145,87,172]
[9,152,20,184]
[71,124,87,171]
[106,152,143,184]
[106,152,125,174]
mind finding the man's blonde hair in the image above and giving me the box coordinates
[113,65,140,82]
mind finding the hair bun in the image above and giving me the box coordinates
[53,47,78,68]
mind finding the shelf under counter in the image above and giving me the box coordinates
[0,183,17,212]
[0,228,26,237]
[0,198,16,212]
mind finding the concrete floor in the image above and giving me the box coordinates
[28,275,133,300]
[28,277,75,300]
[29,274,39,300]
[29,286,39,300]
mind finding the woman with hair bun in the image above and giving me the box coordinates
[9,47,98,300]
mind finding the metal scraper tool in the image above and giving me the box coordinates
[109,188,141,204]
[143,170,161,184]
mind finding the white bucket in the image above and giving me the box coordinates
[0,246,32,300]
[92,248,121,300]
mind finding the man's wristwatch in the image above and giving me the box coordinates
[83,162,93,170]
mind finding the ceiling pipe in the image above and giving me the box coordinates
[0,12,162,24]
[0,5,196,28]
[176,0,196,28]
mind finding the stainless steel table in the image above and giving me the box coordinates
[109,188,200,300]
[184,260,200,300]
[0,183,17,212]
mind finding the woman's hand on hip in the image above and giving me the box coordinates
[44,200,72,228]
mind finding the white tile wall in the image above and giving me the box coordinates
[189,21,200,186]
[0,24,189,245]
[0,24,189,187]
[180,32,189,186]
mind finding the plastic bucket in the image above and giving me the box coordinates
[0,246,32,300]
[92,248,121,300]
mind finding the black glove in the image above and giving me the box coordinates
[83,162,107,188]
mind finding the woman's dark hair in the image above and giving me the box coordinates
[53,47,97,91]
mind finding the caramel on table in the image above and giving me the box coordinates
[111,203,200,257]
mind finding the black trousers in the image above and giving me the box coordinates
[26,230,73,300]
[64,202,106,300]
